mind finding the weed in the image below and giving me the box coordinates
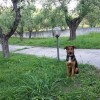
[0,53,100,99]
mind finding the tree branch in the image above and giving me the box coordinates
[6,0,21,39]
[0,27,3,38]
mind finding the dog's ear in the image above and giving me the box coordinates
[64,46,76,49]
[72,46,76,49]
[64,46,68,50]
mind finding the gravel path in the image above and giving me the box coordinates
[0,45,100,69]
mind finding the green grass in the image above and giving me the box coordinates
[0,53,100,100]
[9,32,100,49]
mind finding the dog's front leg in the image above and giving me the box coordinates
[66,63,71,78]
[71,62,75,80]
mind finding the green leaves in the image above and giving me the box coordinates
[0,9,14,34]
[77,0,99,18]
[19,4,36,30]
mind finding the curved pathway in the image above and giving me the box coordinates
[0,45,100,69]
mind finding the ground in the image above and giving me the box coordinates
[0,45,100,69]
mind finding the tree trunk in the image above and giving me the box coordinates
[17,26,24,41]
[29,30,32,39]
[52,27,55,38]
[65,17,82,40]
[1,35,9,58]
[69,26,77,40]
[17,32,23,41]
[64,8,83,40]
[20,33,23,41]
[28,27,32,39]
[0,1,21,58]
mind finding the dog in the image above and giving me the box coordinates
[64,46,79,79]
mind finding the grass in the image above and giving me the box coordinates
[8,32,100,49]
[0,53,100,100]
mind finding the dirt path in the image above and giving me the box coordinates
[0,45,100,69]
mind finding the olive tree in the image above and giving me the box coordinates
[0,0,22,58]
[86,6,100,27]
[23,3,36,38]
[42,0,99,40]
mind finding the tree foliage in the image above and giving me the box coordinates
[85,5,100,27]
[0,8,14,34]
[0,0,100,38]
[0,0,23,58]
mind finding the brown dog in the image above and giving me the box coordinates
[64,46,79,79]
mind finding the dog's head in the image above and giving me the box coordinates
[64,46,76,56]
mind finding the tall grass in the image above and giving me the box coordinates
[0,53,100,99]
[9,32,100,49]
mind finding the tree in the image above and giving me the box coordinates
[0,0,22,58]
[86,6,100,27]
[61,0,99,40]
[16,21,24,41]
[36,4,67,37]
[42,0,99,40]
[24,4,36,38]
[16,3,35,39]
[32,10,44,31]
[47,7,67,37]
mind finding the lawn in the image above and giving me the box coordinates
[0,53,100,100]
[9,32,100,49]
